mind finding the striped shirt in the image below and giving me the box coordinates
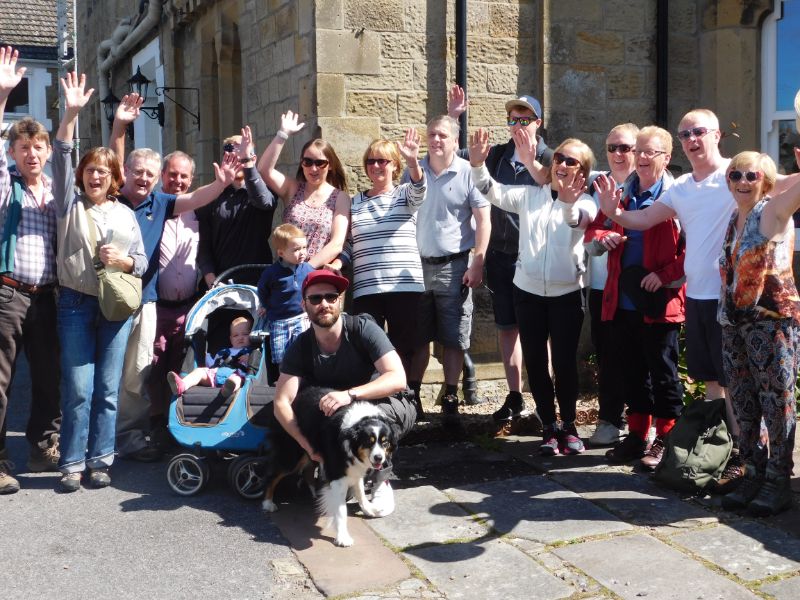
[345,179,426,298]
[0,148,58,285]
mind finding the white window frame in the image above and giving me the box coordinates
[760,0,796,160]
[131,38,164,157]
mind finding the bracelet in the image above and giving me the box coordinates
[276,130,289,140]
[239,154,257,164]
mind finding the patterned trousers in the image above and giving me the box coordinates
[722,319,798,476]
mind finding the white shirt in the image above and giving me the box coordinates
[658,160,733,299]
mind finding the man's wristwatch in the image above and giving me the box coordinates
[347,389,358,402]
[239,154,257,164]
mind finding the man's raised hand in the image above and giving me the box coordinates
[468,128,491,167]
[0,46,26,100]
[60,72,95,113]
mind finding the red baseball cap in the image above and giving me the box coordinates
[302,269,350,296]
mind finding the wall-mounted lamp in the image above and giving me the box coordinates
[100,91,121,123]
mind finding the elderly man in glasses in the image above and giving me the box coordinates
[272,270,416,516]
[596,109,800,489]
[448,87,553,426]
[589,126,684,469]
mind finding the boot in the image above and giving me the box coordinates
[492,392,524,423]
[720,463,763,511]
[28,433,60,472]
[747,464,792,517]
[0,452,20,494]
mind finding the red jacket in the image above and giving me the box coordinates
[584,174,686,323]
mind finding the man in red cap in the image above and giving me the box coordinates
[272,269,416,515]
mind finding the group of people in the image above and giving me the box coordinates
[0,42,799,516]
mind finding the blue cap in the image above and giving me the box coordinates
[505,95,542,120]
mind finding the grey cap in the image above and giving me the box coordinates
[505,95,542,120]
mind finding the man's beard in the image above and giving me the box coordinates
[310,306,340,328]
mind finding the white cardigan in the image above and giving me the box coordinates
[471,164,597,297]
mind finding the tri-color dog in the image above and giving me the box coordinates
[262,386,398,547]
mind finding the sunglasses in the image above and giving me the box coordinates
[677,127,714,141]
[223,143,238,153]
[728,170,762,183]
[365,158,391,167]
[553,153,580,167]
[301,157,329,168]
[507,116,535,127]
[607,143,633,154]
[305,293,340,305]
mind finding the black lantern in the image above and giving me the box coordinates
[127,66,151,99]
[100,91,121,123]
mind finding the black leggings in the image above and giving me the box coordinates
[514,287,584,425]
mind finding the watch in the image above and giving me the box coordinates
[347,389,358,402]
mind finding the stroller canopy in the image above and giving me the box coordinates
[184,284,262,338]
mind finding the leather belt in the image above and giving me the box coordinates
[0,275,55,295]
[420,250,470,266]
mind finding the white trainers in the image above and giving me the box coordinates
[369,480,395,517]
[588,420,623,446]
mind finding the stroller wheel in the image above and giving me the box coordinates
[166,453,210,496]
[228,455,268,500]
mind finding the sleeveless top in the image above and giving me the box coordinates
[717,199,800,326]
[283,182,338,258]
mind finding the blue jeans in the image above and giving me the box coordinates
[57,288,132,474]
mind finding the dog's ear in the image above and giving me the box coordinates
[339,425,359,455]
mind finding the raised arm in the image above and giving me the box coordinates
[0,46,27,201]
[108,93,143,171]
[447,84,468,120]
[173,153,238,214]
[759,176,800,240]
[512,128,549,185]
[468,128,526,213]
[56,71,94,143]
[239,126,276,210]
[397,127,423,183]
[256,109,304,199]
[594,173,675,231]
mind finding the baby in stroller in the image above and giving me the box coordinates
[168,316,254,399]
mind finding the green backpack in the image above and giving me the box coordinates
[654,397,732,493]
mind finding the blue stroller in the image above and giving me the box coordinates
[165,266,276,499]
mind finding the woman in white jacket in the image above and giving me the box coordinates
[470,129,597,456]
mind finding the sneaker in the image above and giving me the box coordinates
[640,435,667,471]
[748,466,792,517]
[89,468,111,488]
[540,425,560,456]
[558,422,585,455]
[0,458,20,494]
[441,394,461,428]
[369,480,395,517]
[721,463,763,511]
[221,377,240,398]
[605,433,646,464]
[167,371,186,396]
[588,420,623,447]
[28,434,60,472]
[492,393,525,423]
[713,451,745,495]
[57,472,82,493]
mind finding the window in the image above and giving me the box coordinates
[761,0,800,175]
[6,78,29,114]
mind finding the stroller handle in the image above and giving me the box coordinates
[212,264,271,288]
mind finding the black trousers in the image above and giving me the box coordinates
[589,289,626,428]
[514,287,584,426]
[0,285,61,453]
[611,309,683,420]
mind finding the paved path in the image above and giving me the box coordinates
[3,354,800,599]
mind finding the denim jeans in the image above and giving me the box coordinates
[57,287,133,474]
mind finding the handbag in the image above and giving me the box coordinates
[84,201,142,321]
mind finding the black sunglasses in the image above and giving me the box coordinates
[553,152,580,167]
[301,157,329,168]
[507,116,535,127]
[728,170,762,183]
[607,143,633,153]
[677,127,714,141]
[365,158,391,166]
[305,293,340,306]
[223,143,238,153]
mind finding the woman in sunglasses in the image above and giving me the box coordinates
[717,151,800,517]
[257,110,350,267]
[469,130,597,456]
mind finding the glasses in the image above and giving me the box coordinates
[677,127,715,141]
[728,170,762,183]
[365,158,391,167]
[305,293,340,306]
[223,143,239,153]
[131,168,156,178]
[634,149,667,159]
[301,157,329,168]
[507,116,535,127]
[553,153,580,167]
[607,144,633,154]
[85,166,111,177]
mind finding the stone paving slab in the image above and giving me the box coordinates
[405,538,573,600]
[365,485,489,548]
[671,521,800,581]
[270,503,409,598]
[445,474,632,543]
[759,575,800,599]
[550,465,718,528]
[553,533,760,600]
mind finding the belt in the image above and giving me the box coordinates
[0,275,55,295]
[157,294,200,309]
[420,250,470,266]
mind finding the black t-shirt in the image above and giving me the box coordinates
[280,314,395,390]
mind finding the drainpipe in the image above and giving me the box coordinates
[455,0,468,147]
[655,0,669,127]
[462,351,479,405]
[96,0,165,144]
